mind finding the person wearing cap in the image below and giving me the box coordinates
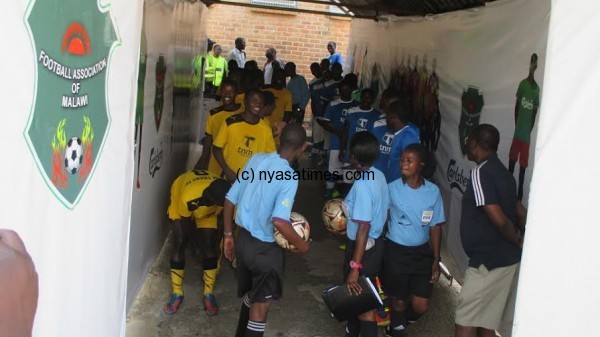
[163,170,232,317]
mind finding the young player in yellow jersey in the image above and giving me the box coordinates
[262,68,293,126]
[213,89,276,182]
[164,170,231,317]
[196,79,244,176]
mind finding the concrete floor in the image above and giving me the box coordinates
[126,158,461,337]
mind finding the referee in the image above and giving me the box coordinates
[223,123,310,337]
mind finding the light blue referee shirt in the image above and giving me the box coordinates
[226,152,297,242]
[344,167,390,240]
[386,179,445,246]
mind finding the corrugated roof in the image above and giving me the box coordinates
[200,0,495,20]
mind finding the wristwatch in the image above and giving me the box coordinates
[349,260,363,270]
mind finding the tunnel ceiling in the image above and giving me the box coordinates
[199,0,497,20]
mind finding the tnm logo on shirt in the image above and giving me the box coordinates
[382,133,394,146]
[238,135,255,157]
[357,118,368,129]
[243,135,255,148]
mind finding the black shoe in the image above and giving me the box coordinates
[385,325,407,337]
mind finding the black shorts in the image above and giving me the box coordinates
[235,228,285,303]
[380,240,434,300]
[343,236,384,280]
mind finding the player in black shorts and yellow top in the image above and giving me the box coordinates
[213,89,276,182]
[196,79,243,175]
[164,170,231,317]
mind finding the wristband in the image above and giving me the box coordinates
[224,231,233,237]
[349,260,362,270]
[433,256,441,262]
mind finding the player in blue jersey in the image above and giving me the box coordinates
[339,89,380,194]
[223,124,310,337]
[381,143,445,337]
[371,89,402,179]
[317,80,359,199]
[386,100,420,183]
[343,131,390,337]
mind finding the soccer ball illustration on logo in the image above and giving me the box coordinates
[64,137,83,175]
[274,212,310,250]
[322,198,348,235]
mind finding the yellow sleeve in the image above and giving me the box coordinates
[167,176,185,220]
[213,120,229,149]
[205,114,214,136]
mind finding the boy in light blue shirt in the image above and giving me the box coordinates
[223,124,310,337]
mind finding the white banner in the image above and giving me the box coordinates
[0,0,142,336]
[347,0,550,281]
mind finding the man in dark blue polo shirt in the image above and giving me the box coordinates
[455,124,525,337]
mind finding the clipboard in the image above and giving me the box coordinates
[322,276,383,322]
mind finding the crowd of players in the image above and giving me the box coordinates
[165,37,525,337]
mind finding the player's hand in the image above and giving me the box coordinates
[430,260,440,283]
[223,236,235,261]
[346,268,362,295]
[272,122,286,137]
[291,240,310,253]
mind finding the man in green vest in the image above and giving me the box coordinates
[205,44,228,98]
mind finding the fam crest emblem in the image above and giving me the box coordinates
[24,0,119,208]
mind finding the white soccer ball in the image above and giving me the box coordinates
[322,198,347,235]
[64,137,83,175]
[274,212,311,250]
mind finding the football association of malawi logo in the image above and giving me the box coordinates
[24,0,119,208]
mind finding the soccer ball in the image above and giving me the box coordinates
[322,198,347,235]
[64,137,83,175]
[274,212,310,250]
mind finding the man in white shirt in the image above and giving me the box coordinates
[264,48,284,86]
[228,37,246,68]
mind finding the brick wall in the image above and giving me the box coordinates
[205,2,351,81]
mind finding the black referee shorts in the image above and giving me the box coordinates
[343,236,384,281]
[235,228,285,303]
[380,240,434,300]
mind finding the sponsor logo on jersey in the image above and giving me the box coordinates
[520,96,534,110]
